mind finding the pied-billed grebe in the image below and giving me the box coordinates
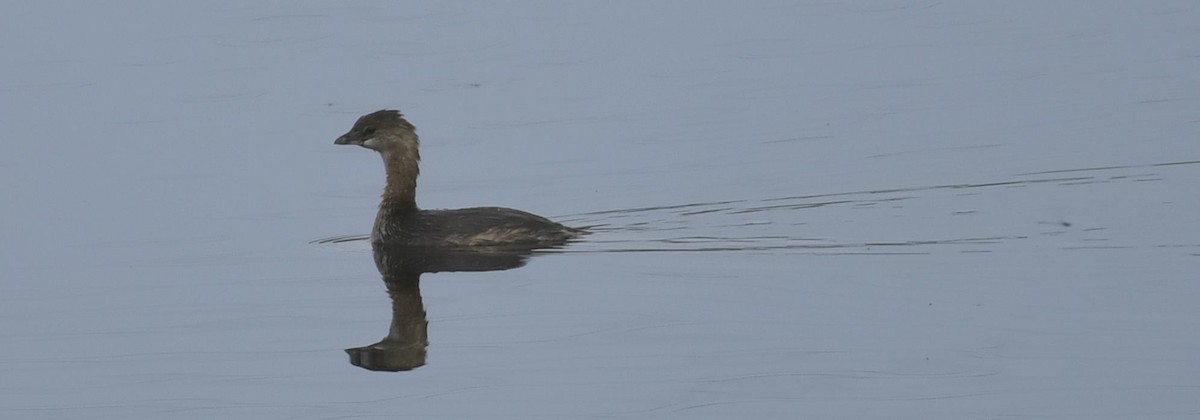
[335,110,583,247]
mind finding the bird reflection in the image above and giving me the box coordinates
[345,243,546,372]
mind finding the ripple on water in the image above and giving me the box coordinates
[315,159,1200,256]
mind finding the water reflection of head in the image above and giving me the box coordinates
[345,243,537,372]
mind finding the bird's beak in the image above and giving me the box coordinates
[334,133,357,145]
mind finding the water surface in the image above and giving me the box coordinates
[3,2,1198,419]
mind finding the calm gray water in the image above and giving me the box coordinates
[3,2,1199,419]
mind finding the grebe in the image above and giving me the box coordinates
[334,110,583,247]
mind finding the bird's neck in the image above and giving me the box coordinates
[379,148,419,212]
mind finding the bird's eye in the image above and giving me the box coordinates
[362,126,377,136]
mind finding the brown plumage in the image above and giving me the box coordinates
[334,110,583,247]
